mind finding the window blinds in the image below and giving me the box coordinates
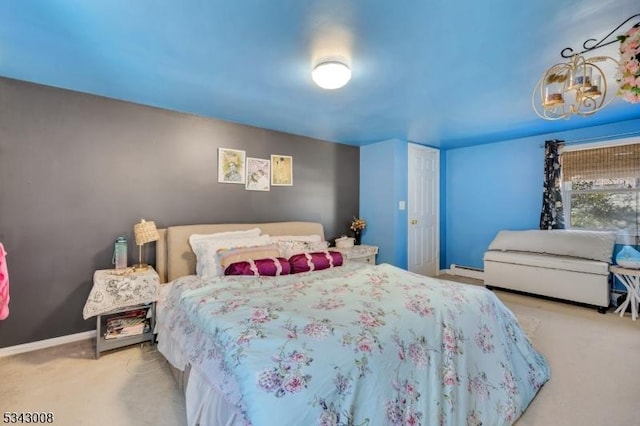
[561,143,640,181]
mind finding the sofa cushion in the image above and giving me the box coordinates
[483,250,610,275]
[487,229,616,263]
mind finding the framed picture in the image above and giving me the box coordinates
[245,157,271,191]
[271,154,293,186]
[218,148,246,184]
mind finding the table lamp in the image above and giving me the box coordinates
[133,219,159,271]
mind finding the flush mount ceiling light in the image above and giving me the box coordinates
[532,14,639,120]
[312,61,351,90]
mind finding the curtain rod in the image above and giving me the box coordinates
[540,130,640,147]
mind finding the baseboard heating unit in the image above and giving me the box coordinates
[449,264,484,281]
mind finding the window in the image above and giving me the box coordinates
[560,139,640,244]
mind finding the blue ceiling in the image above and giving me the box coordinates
[0,1,638,149]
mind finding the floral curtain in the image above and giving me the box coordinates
[539,140,565,229]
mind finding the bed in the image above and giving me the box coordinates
[154,222,550,426]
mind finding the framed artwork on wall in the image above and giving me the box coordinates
[271,154,293,186]
[245,157,271,191]
[218,148,246,184]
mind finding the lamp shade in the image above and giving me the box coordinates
[312,61,351,90]
[134,219,159,246]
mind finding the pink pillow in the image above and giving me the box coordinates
[289,251,343,274]
[224,257,291,276]
[217,245,281,270]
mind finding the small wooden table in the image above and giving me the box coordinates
[610,266,640,320]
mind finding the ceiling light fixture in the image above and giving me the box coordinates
[312,61,351,90]
[532,14,640,120]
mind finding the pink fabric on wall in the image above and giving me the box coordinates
[0,243,9,320]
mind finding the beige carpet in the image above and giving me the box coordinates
[1,277,639,426]
[0,340,185,426]
[515,314,541,342]
[498,289,640,426]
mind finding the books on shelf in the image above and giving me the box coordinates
[104,308,151,339]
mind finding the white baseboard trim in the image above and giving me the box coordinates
[449,264,485,281]
[0,330,96,358]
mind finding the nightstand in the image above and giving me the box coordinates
[334,244,379,265]
[84,267,160,359]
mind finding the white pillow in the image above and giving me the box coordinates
[276,240,330,258]
[269,234,322,242]
[191,234,271,278]
[189,228,262,245]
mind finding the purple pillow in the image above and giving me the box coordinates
[224,257,291,276]
[289,251,344,274]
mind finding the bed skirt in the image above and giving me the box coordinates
[161,334,244,426]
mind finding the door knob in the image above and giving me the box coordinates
[410,219,418,225]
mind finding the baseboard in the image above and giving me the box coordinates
[449,263,485,281]
[0,330,96,358]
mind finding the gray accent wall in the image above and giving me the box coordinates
[0,77,359,348]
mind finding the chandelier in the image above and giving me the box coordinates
[532,14,639,120]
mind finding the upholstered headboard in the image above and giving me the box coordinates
[156,221,325,283]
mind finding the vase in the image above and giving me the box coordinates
[616,245,640,269]
[354,231,362,245]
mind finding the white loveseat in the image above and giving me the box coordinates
[483,229,616,312]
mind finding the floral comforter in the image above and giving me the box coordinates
[157,262,549,426]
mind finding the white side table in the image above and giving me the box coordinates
[611,266,640,321]
[333,244,379,265]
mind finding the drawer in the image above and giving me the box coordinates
[352,255,376,264]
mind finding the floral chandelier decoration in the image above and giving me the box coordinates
[532,14,640,120]
[617,23,640,103]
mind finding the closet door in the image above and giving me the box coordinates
[408,143,440,276]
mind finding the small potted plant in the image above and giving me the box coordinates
[350,217,366,245]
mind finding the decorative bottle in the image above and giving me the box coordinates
[113,237,128,270]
